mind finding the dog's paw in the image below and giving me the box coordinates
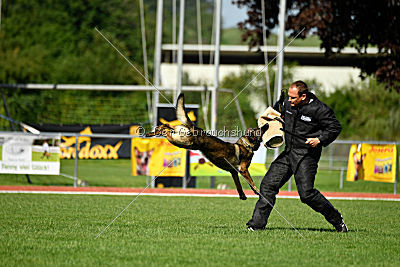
[239,194,247,200]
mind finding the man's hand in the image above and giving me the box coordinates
[305,137,320,147]
[273,89,286,113]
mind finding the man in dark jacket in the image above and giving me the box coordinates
[247,80,348,232]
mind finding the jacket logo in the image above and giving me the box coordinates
[286,110,293,114]
[300,115,312,122]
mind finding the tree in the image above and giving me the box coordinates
[0,0,215,127]
[233,0,400,91]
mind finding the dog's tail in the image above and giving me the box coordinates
[176,93,193,125]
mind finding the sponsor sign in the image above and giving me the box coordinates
[0,133,60,175]
[131,138,186,177]
[29,124,140,159]
[347,144,397,183]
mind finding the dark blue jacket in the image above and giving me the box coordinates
[276,93,342,150]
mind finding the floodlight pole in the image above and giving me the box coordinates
[172,0,177,64]
[395,155,399,195]
[153,0,163,128]
[209,0,222,189]
[275,0,287,188]
[212,0,221,132]
[275,0,286,101]
[74,134,79,188]
[151,0,163,189]
[176,0,185,103]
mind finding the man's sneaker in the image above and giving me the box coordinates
[334,220,349,232]
[247,226,265,231]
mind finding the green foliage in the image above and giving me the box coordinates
[162,0,214,45]
[0,0,159,126]
[1,0,149,84]
[317,79,400,141]
[0,0,218,127]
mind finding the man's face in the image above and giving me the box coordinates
[288,86,306,107]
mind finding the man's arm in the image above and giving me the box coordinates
[315,104,342,147]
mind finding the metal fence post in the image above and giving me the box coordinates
[183,150,189,189]
[340,167,344,189]
[395,155,399,195]
[210,177,215,189]
[74,134,78,188]
[329,145,333,170]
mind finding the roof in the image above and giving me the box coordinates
[162,44,379,66]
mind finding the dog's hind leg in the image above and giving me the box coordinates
[230,171,247,200]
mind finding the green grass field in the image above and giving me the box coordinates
[0,194,399,266]
[0,159,398,194]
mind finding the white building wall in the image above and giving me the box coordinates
[161,63,361,93]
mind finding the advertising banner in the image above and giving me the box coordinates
[131,138,186,177]
[0,133,60,175]
[190,145,267,176]
[346,144,397,183]
[30,124,140,159]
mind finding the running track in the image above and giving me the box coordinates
[0,185,399,201]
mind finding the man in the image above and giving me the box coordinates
[247,80,348,232]
[42,140,50,159]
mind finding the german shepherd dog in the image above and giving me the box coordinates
[146,93,263,200]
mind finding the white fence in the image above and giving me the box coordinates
[1,131,399,193]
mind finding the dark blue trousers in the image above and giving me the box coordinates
[247,149,342,229]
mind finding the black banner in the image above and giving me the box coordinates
[155,104,198,187]
[156,104,199,126]
[30,124,139,159]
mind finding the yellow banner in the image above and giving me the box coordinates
[131,138,186,177]
[347,144,397,183]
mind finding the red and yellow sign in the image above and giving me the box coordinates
[131,138,186,177]
[347,144,397,183]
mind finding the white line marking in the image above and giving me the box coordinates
[1,191,399,201]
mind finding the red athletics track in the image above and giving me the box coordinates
[0,185,399,201]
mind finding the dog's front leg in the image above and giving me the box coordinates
[239,163,259,195]
[230,171,247,200]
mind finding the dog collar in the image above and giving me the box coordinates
[240,137,254,152]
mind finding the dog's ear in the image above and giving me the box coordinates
[176,93,193,125]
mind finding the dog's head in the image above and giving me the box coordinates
[243,127,262,151]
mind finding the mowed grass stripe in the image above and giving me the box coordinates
[0,194,399,266]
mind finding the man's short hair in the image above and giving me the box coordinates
[291,80,309,96]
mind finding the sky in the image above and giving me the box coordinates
[222,0,248,29]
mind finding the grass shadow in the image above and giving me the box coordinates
[266,226,362,233]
